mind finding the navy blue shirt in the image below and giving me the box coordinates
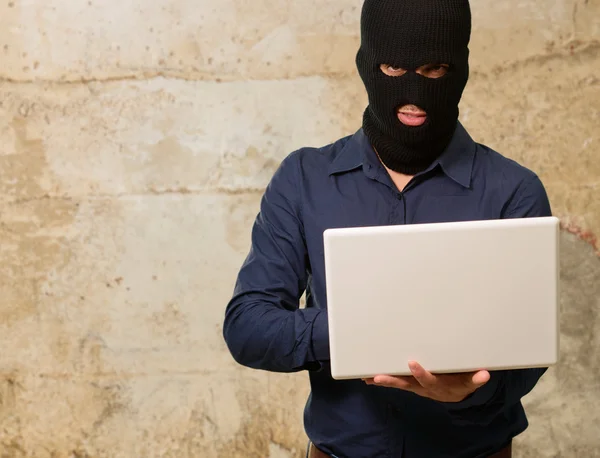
[223,123,552,458]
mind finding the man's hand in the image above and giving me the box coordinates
[363,361,490,403]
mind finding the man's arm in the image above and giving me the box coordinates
[443,173,554,425]
[222,152,329,373]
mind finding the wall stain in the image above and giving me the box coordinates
[515,231,600,457]
[0,374,25,457]
[553,232,600,385]
[1,116,47,199]
[0,374,21,410]
[134,134,216,191]
[148,301,188,341]
[0,197,78,326]
[89,383,129,432]
[208,145,280,194]
[216,387,305,458]
[561,220,599,255]
[75,334,110,375]
[0,116,78,329]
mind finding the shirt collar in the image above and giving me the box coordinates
[328,122,476,189]
[328,129,365,175]
[435,122,477,188]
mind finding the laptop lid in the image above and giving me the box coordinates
[323,217,560,380]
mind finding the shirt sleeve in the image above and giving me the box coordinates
[222,152,330,373]
[444,174,553,426]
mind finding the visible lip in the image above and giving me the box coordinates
[397,110,427,127]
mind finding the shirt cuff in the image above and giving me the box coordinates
[310,309,330,363]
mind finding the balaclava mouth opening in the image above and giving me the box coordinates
[356,0,472,175]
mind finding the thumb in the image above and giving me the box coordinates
[471,370,491,387]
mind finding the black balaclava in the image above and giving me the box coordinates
[356,0,472,175]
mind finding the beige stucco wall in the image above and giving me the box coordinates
[0,0,599,457]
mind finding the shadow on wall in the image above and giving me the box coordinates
[503,230,600,458]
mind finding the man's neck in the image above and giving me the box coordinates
[373,147,414,192]
[385,166,413,192]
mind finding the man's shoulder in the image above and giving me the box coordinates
[263,133,356,200]
[473,142,541,187]
[280,133,356,175]
[472,141,551,216]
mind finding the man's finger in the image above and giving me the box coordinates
[470,370,491,387]
[372,375,418,391]
[408,361,437,388]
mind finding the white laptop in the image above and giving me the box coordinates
[323,216,560,380]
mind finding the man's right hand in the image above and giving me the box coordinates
[363,361,490,403]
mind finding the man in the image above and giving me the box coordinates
[223,0,552,456]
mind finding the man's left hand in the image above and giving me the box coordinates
[363,361,490,403]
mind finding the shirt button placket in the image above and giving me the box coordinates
[398,192,407,225]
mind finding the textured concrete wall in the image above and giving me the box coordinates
[0,0,598,457]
